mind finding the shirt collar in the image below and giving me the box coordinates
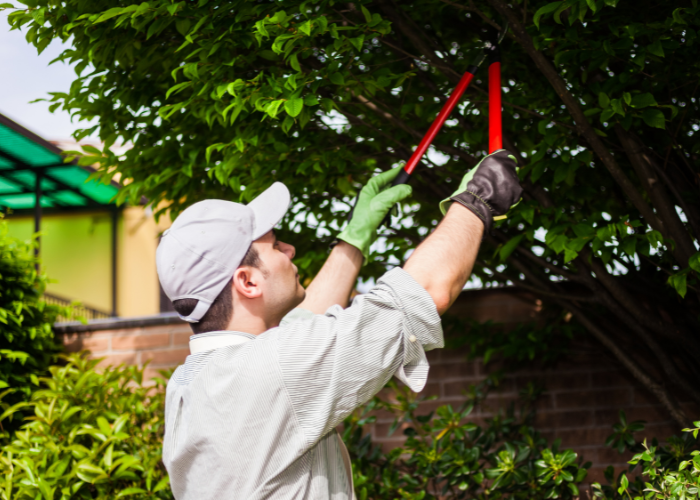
[189,331,256,355]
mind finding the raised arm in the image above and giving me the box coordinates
[297,166,412,314]
[296,241,363,314]
[405,149,522,315]
[404,205,482,314]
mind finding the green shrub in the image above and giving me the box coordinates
[0,220,66,409]
[0,353,172,500]
[345,381,588,499]
[592,414,700,500]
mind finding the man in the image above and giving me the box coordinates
[158,150,522,499]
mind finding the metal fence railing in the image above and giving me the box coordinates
[43,293,112,322]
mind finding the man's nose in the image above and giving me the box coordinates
[280,241,296,260]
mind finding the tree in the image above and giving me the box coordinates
[5,0,699,425]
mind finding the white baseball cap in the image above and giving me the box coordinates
[156,182,291,323]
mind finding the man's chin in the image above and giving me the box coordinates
[295,288,307,306]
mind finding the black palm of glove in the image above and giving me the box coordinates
[439,149,523,233]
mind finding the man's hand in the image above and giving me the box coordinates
[405,151,523,314]
[439,149,522,234]
[337,166,413,261]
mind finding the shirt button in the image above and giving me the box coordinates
[409,335,417,343]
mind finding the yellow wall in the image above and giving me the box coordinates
[6,207,168,318]
[118,206,162,317]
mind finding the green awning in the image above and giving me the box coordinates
[0,113,120,212]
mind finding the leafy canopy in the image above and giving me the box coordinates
[5,0,700,422]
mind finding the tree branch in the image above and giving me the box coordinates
[614,125,694,265]
[376,0,463,84]
[480,261,596,302]
[487,0,665,235]
[581,253,700,404]
[350,91,478,165]
[634,134,700,243]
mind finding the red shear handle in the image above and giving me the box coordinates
[398,67,477,180]
[488,61,502,153]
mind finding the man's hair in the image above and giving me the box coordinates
[173,245,262,334]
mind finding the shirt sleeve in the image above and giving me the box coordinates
[262,267,443,446]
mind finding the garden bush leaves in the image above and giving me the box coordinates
[0,354,172,500]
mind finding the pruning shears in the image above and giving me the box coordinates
[389,21,510,189]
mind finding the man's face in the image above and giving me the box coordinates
[251,230,305,317]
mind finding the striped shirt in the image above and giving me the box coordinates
[162,268,443,499]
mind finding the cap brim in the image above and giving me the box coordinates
[248,182,291,240]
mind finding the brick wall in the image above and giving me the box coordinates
[61,315,192,382]
[57,290,684,485]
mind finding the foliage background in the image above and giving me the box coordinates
[0,218,64,421]
[3,0,700,425]
[0,355,171,500]
[345,381,589,500]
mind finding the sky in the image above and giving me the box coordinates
[0,11,91,141]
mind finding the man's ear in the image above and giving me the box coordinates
[233,266,262,299]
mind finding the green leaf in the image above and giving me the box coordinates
[642,109,665,129]
[689,252,700,273]
[647,40,665,57]
[153,477,171,493]
[289,53,301,72]
[96,416,112,436]
[500,235,524,261]
[646,230,663,249]
[304,95,319,106]
[81,144,102,155]
[320,98,335,113]
[659,104,678,119]
[598,92,610,109]
[620,237,636,257]
[117,488,147,498]
[165,82,191,100]
[668,272,687,298]
[284,98,304,117]
[95,7,125,24]
[619,472,629,492]
[77,462,107,475]
[631,93,658,108]
[330,72,345,85]
[265,99,284,118]
[672,8,686,24]
[361,5,372,23]
[227,79,244,97]
[298,20,312,36]
[611,98,625,117]
[176,19,191,36]
[349,35,365,52]
[533,2,562,28]
[254,19,269,37]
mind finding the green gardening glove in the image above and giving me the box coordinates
[337,166,413,261]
